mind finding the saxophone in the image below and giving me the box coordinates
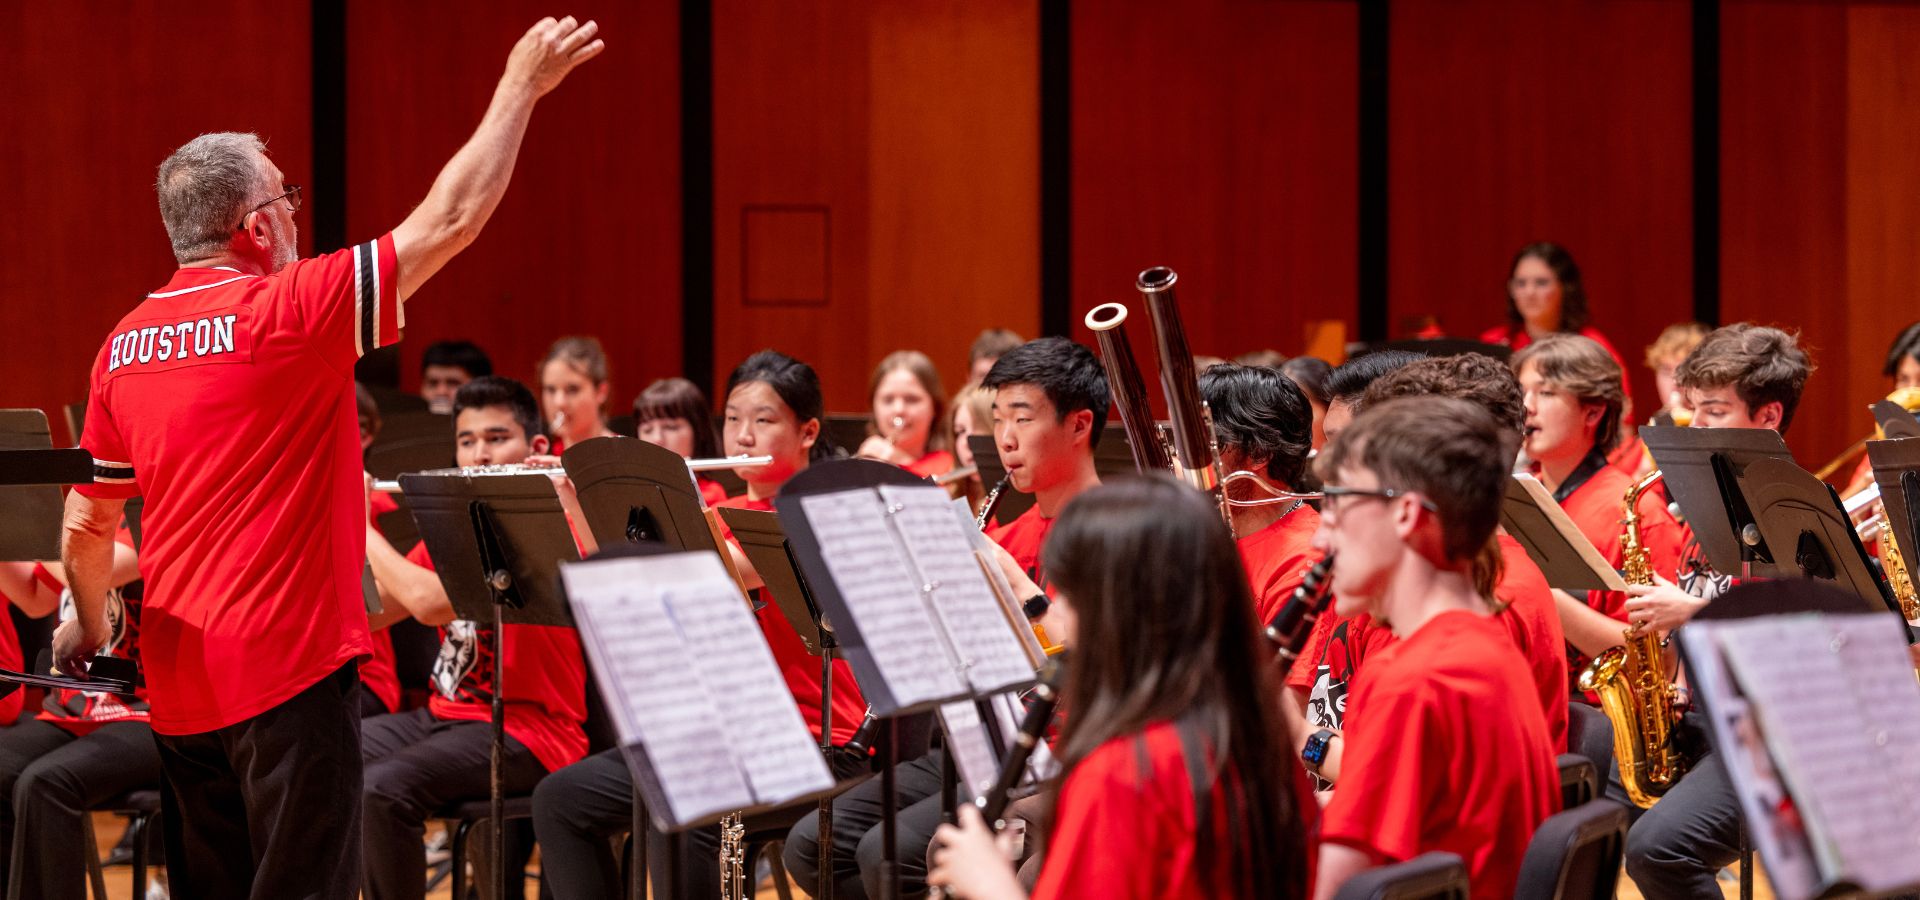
[1577,470,1687,808]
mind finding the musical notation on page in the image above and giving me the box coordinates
[879,484,1037,693]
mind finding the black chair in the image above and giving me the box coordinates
[1515,799,1629,900]
[435,794,536,899]
[1565,702,1613,783]
[1557,752,1599,810]
[1331,851,1469,900]
[83,789,161,900]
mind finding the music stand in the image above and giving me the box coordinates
[1735,457,1889,613]
[1640,425,1795,579]
[0,410,92,560]
[562,437,718,553]
[401,470,577,900]
[1867,438,1920,632]
[1498,475,1630,592]
[1873,400,1920,440]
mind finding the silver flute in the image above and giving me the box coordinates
[370,455,772,493]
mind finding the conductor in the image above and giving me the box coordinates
[55,17,603,899]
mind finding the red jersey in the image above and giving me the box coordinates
[1238,506,1323,626]
[75,237,401,734]
[987,505,1054,595]
[903,450,955,480]
[697,476,730,507]
[406,543,588,773]
[1322,610,1557,899]
[716,495,868,744]
[1493,534,1570,749]
[1559,462,1683,688]
[1033,721,1316,900]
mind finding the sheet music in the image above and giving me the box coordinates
[561,553,835,826]
[957,498,1047,665]
[559,558,752,824]
[799,490,967,707]
[989,689,1059,783]
[880,484,1037,693]
[1710,615,1920,895]
[939,700,1003,801]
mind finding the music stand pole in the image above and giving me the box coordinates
[817,624,837,900]
[630,786,647,900]
[879,717,900,900]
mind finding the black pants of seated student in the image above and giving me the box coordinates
[534,746,872,900]
[154,662,363,900]
[1621,712,1743,900]
[784,751,946,900]
[0,712,163,900]
[360,707,547,900]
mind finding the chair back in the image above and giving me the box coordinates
[1331,852,1470,900]
[1516,799,1629,900]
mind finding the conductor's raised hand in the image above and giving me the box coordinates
[504,16,605,98]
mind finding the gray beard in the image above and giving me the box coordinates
[269,217,298,272]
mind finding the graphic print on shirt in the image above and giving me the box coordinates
[45,587,149,722]
[431,620,498,703]
[1306,620,1355,731]
[1677,535,1732,602]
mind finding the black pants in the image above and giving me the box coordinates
[1623,713,1742,900]
[0,713,162,900]
[783,752,945,900]
[154,663,363,900]
[360,707,546,900]
[534,747,870,900]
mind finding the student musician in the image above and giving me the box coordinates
[1511,335,1684,691]
[1290,355,1569,752]
[539,335,618,452]
[633,376,729,505]
[783,336,1108,900]
[534,350,868,900]
[1617,324,1811,900]
[360,376,589,900]
[1308,398,1558,899]
[1197,364,1321,622]
[1318,350,1424,442]
[965,328,1024,388]
[948,384,993,512]
[0,536,151,900]
[856,350,955,478]
[420,339,493,414]
[929,478,1314,900]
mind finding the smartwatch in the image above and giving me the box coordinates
[1301,728,1336,770]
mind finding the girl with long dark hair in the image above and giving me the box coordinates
[928,477,1314,900]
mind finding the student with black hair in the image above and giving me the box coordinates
[1319,350,1424,443]
[1198,364,1320,624]
[419,340,493,414]
[633,376,729,505]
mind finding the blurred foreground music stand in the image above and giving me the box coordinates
[1679,579,1920,900]
[402,471,577,900]
[1499,475,1631,593]
[0,410,92,560]
[779,460,1039,900]
[1642,426,1796,581]
[559,548,841,900]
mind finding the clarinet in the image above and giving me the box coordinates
[1266,553,1337,666]
[977,662,1063,826]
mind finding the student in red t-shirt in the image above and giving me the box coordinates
[1198,364,1322,624]
[929,478,1314,900]
[1479,242,1630,384]
[539,336,619,453]
[0,533,151,900]
[856,350,956,479]
[420,340,493,415]
[537,350,869,900]
[57,21,602,898]
[633,376,731,506]
[1513,335,1684,695]
[360,377,588,900]
[1289,355,1570,753]
[784,336,1110,900]
[1308,397,1558,900]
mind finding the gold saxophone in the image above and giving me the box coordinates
[1577,470,1687,808]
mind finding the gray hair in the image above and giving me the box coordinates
[155,132,270,263]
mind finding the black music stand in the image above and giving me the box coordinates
[563,437,718,553]
[401,471,577,900]
[1498,475,1630,592]
[1867,437,1920,637]
[1873,400,1920,440]
[1735,456,1889,612]
[0,410,92,560]
[777,460,1026,900]
[1641,426,1795,580]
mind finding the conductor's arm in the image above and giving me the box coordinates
[392,16,605,301]
[53,492,126,676]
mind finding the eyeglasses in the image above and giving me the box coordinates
[1320,485,1439,521]
[232,185,302,231]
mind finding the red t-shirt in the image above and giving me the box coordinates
[1559,464,1684,688]
[1288,538,1570,750]
[406,543,588,773]
[1481,324,1628,372]
[1033,721,1317,900]
[1321,610,1558,899]
[716,495,868,745]
[1238,506,1323,626]
[75,238,401,734]
[987,505,1054,595]
[903,450,955,480]
[697,476,730,507]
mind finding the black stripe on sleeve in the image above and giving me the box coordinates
[355,241,376,356]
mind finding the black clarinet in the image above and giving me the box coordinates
[977,662,1063,826]
[1266,553,1336,666]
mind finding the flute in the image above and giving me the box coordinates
[370,455,772,493]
